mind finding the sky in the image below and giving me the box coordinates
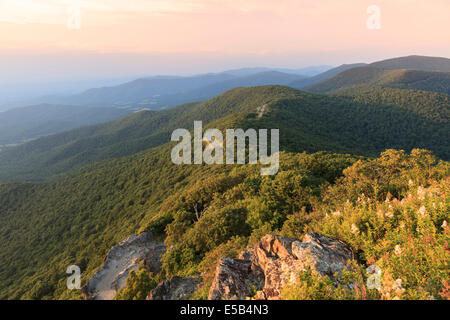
[0,0,449,84]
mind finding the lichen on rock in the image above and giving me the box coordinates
[146,276,202,300]
[82,231,166,300]
[208,233,358,300]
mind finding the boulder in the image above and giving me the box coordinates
[207,257,264,300]
[291,233,356,276]
[144,244,167,275]
[147,276,201,300]
[208,233,357,300]
[82,231,166,300]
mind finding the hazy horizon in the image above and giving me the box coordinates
[1,0,449,83]
[1,0,449,109]
[1,52,448,110]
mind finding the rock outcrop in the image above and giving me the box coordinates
[147,276,202,300]
[82,232,166,300]
[208,233,357,300]
[144,244,167,275]
[208,257,265,300]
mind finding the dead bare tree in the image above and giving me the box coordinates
[193,203,207,222]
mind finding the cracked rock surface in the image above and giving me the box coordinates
[208,233,357,300]
[82,232,166,300]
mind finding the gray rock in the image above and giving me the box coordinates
[208,233,357,300]
[82,232,166,300]
[144,244,167,275]
[208,257,264,300]
[147,276,201,300]
[291,233,356,276]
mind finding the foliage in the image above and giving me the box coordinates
[1,62,449,301]
[1,84,449,181]
[302,150,450,300]
[0,100,448,300]
[0,147,448,300]
[281,264,378,300]
[114,264,157,300]
[334,86,450,123]
[309,66,450,95]
[0,148,357,299]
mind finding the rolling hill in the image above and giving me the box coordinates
[333,86,450,123]
[160,71,307,104]
[44,71,307,110]
[307,67,450,95]
[288,63,367,89]
[45,73,236,108]
[0,85,448,181]
[296,55,450,93]
[0,104,129,149]
[369,55,450,71]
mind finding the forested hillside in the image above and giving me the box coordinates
[0,145,448,300]
[1,85,448,181]
[369,55,450,71]
[0,104,129,148]
[333,86,450,123]
[307,67,450,95]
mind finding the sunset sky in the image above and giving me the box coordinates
[0,0,449,83]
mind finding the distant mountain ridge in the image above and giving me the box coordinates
[369,55,450,71]
[35,55,450,112]
[289,63,368,89]
[292,55,450,91]
[43,70,309,110]
[1,55,448,159]
[37,64,363,109]
[161,71,307,104]
[223,65,332,77]
[48,73,236,108]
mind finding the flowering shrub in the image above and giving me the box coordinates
[114,264,157,300]
[281,263,379,300]
[289,150,450,300]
